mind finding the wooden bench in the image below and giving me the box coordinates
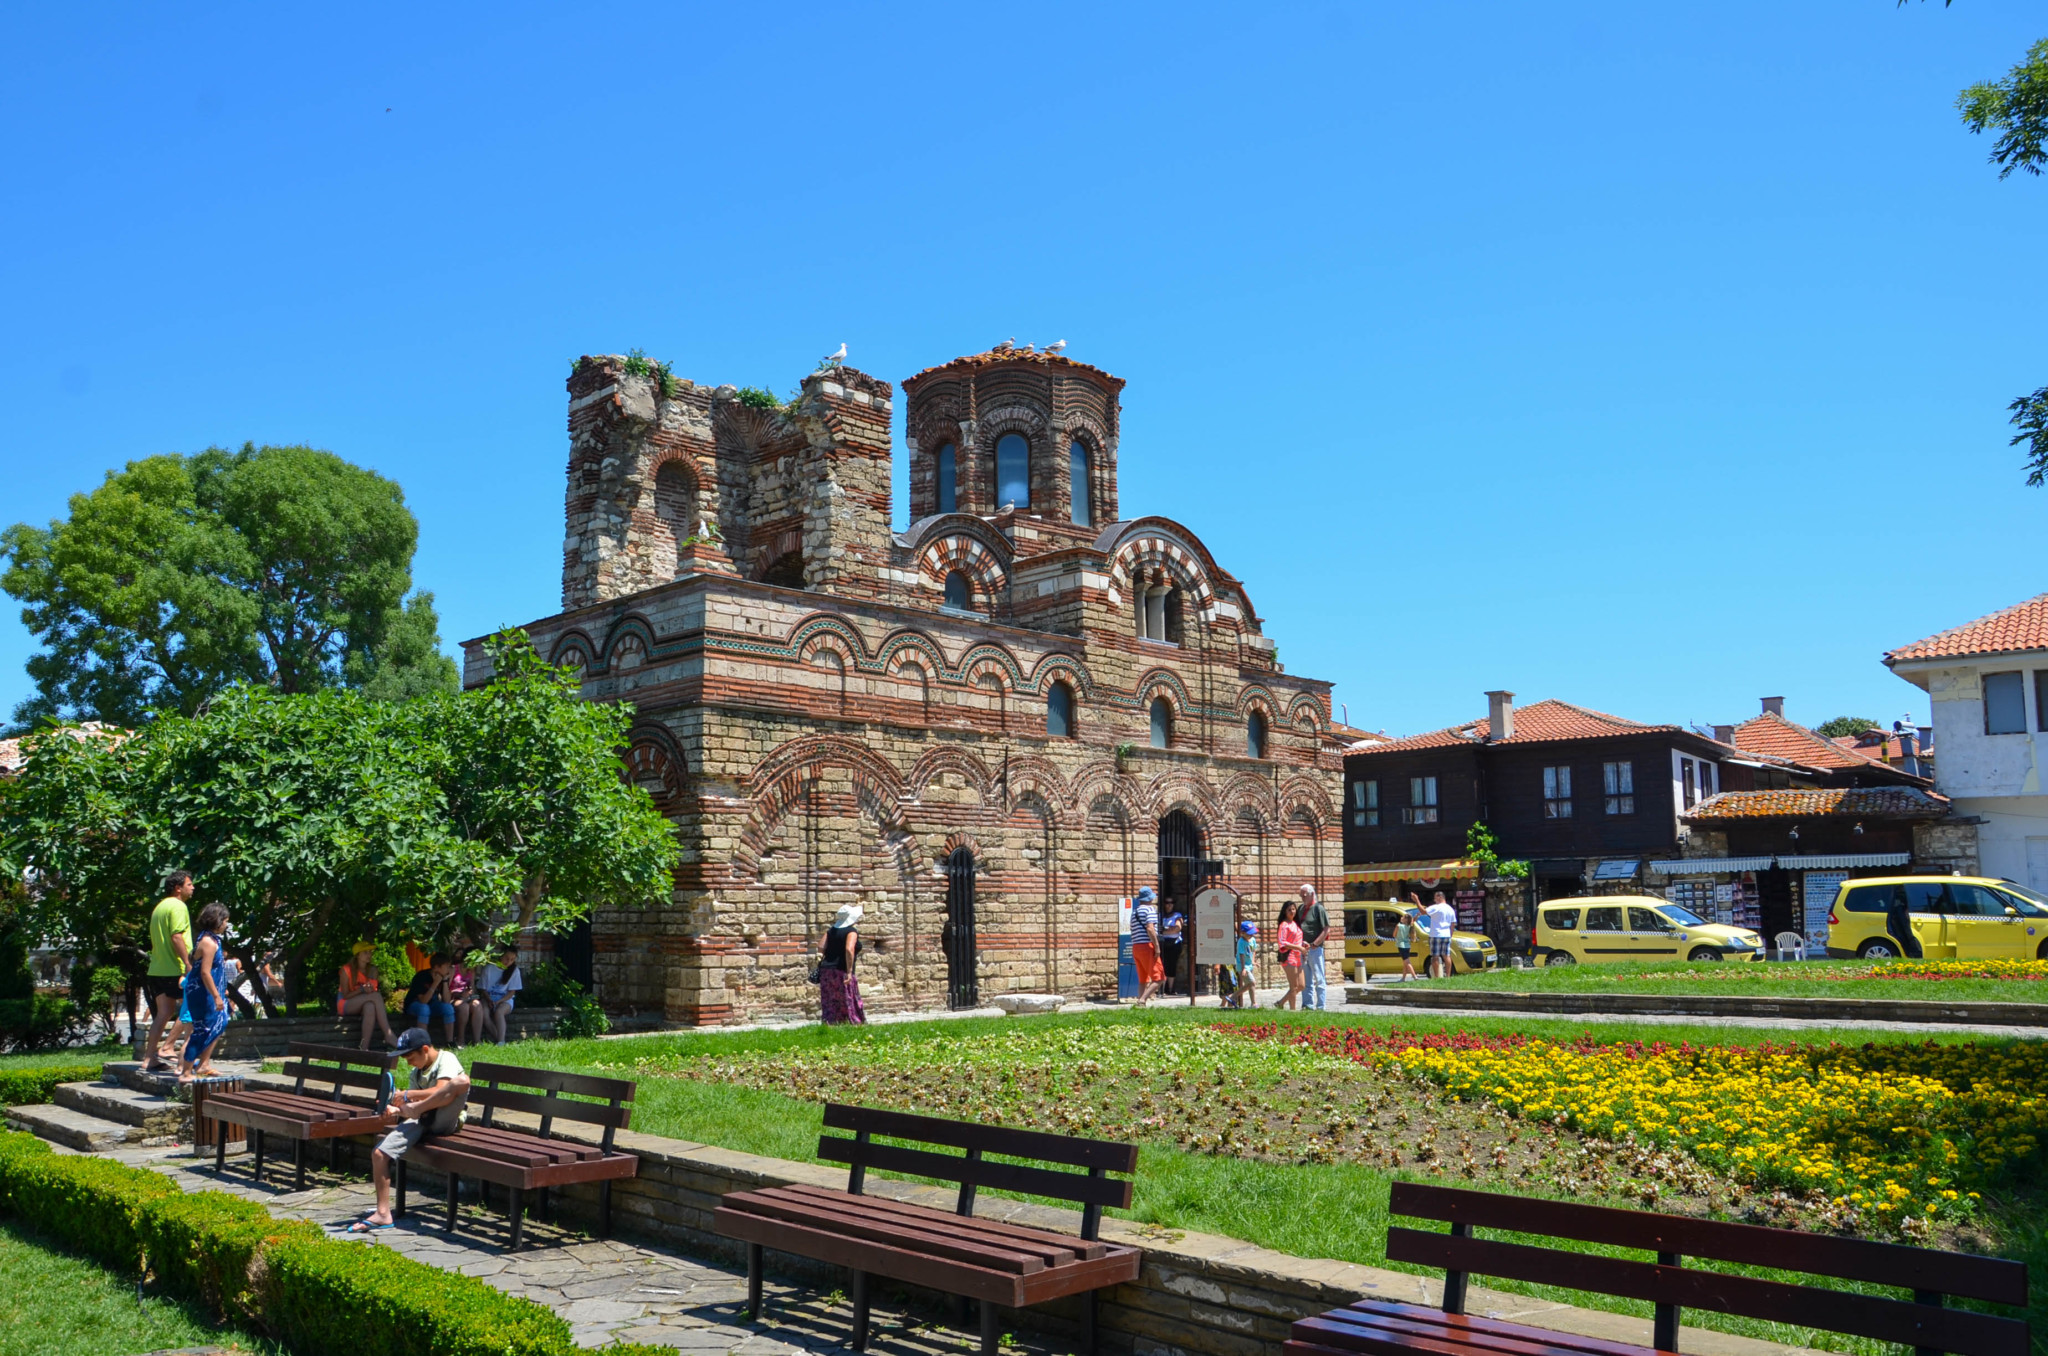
[201,1043,398,1190]
[392,1062,638,1249]
[1286,1182,2030,1356]
[713,1103,1142,1356]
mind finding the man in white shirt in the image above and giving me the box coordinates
[1424,891,1458,979]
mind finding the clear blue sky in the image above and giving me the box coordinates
[2,3,2041,739]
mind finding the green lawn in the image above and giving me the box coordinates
[0,1043,126,1074]
[0,1219,285,1356]
[1423,958,2048,1005]
[481,1007,2045,1354]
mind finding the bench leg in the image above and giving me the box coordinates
[395,1159,407,1219]
[953,1295,969,1329]
[600,1179,613,1238]
[508,1186,524,1250]
[214,1127,227,1174]
[851,1270,870,1351]
[294,1138,307,1192]
[252,1129,265,1184]
[1081,1289,1097,1356]
[979,1298,999,1356]
[446,1173,460,1233]
[746,1243,763,1320]
[329,1138,341,1173]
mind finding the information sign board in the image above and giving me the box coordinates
[1193,884,1239,968]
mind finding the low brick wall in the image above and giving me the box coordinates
[1343,985,2048,1028]
[235,1071,1793,1356]
[146,1007,570,1060]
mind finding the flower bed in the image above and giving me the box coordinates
[1225,1023,2048,1236]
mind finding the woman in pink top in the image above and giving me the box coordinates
[1275,901,1306,1010]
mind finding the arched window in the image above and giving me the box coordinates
[943,569,970,609]
[1247,710,1267,760]
[936,443,957,514]
[1069,440,1090,526]
[1047,681,1075,738]
[1150,696,1172,749]
[995,433,1030,509]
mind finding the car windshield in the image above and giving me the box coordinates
[1658,904,1707,927]
[1996,884,2048,917]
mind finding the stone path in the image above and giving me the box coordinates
[113,1144,1066,1355]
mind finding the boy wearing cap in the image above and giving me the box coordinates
[353,1027,470,1232]
[1232,921,1260,1009]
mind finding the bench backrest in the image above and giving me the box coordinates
[1387,1182,2029,1356]
[466,1062,636,1154]
[818,1102,1137,1241]
[282,1042,397,1102]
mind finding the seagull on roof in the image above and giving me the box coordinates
[1045,339,1066,353]
[992,337,1014,352]
[824,342,846,366]
[1019,343,1035,354]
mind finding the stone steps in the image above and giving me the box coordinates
[4,1101,141,1152]
[53,1079,187,1136]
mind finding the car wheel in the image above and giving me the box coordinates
[1688,947,1722,962]
[2038,938,2047,961]
[1859,940,1897,960]
[1544,953,1576,967]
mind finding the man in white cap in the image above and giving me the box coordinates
[1130,888,1164,1004]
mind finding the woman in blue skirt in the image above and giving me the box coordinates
[179,903,232,1083]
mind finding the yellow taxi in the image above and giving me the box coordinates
[1824,875,2048,960]
[1532,895,1763,966]
[1343,901,1498,976]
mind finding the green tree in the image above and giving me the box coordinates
[1950,35,2048,483]
[1,443,454,731]
[1815,716,1881,739]
[0,633,677,1014]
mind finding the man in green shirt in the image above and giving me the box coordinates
[142,871,195,1072]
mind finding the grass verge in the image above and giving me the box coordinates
[0,1217,283,1356]
[1425,958,2048,1005]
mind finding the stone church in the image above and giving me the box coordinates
[462,347,1344,1024]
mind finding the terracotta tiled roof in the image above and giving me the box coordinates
[1729,711,1914,777]
[1888,592,2048,664]
[1683,787,1950,821]
[1348,699,1679,755]
[0,722,128,778]
[903,348,1125,391]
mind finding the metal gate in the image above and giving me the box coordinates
[943,847,978,1010]
[1157,810,1205,993]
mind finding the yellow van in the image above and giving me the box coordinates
[1533,895,1763,966]
[1824,876,2048,960]
[1343,902,1498,976]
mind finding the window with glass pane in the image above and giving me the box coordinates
[1681,757,1698,809]
[1985,670,2026,735]
[1150,696,1172,748]
[1627,907,1668,933]
[1584,906,1623,932]
[943,570,969,609]
[1046,681,1074,738]
[1247,711,1266,759]
[1069,440,1089,525]
[1403,776,1438,824]
[1603,761,1634,815]
[1542,765,1572,818]
[1352,779,1379,827]
[936,444,957,513]
[995,433,1030,509]
[2037,671,2048,732]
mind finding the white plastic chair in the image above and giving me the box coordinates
[1773,930,1806,962]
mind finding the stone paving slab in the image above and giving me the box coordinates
[112,1144,1068,1354]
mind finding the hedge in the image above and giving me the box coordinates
[0,1062,103,1106]
[0,1130,671,1356]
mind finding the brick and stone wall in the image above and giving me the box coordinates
[474,348,1346,1024]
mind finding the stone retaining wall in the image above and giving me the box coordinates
[240,1070,1791,1356]
[149,1007,572,1060]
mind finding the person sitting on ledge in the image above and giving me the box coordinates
[351,1026,470,1233]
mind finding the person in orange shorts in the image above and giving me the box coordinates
[1130,887,1165,1003]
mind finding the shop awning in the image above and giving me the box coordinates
[1647,857,1775,875]
[1591,859,1640,880]
[1776,853,1910,870]
[1344,859,1482,885]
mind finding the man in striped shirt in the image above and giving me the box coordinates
[1130,887,1165,1004]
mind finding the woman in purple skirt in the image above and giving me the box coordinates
[818,902,866,1025]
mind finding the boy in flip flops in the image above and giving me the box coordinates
[350,1027,470,1232]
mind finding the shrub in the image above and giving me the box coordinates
[3,1147,178,1270]
[138,1188,320,1322]
[262,1235,576,1356]
[523,960,610,1039]
[0,1130,50,1211]
[0,1062,100,1105]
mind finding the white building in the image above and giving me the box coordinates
[1886,593,2048,891]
